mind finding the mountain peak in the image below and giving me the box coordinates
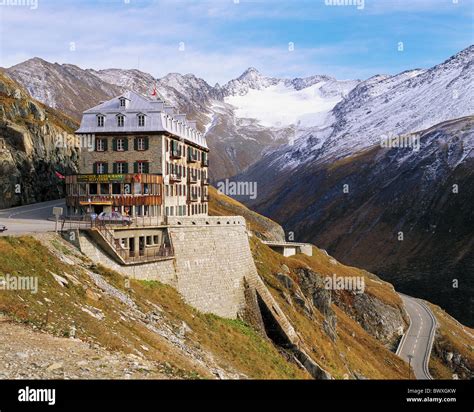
[239,67,263,79]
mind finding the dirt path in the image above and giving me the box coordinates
[0,319,168,379]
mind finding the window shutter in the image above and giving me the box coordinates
[113,162,117,173]
[134,138,138,151]
[123,163,129,174]
[103,139,108,151]
[134,162,138,173]
[112,138,117,151]
[124,138,128,151]
[93,162,97,174]
[144,136,149,150]
[144,162,149,174]
[103,163,108,174]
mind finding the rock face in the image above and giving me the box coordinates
[245,116,474,327]
[432,333,473,380]
[333,290,405,349]
[0,71,79,208]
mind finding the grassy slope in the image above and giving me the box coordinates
[210,187,408,379]
[427,303,474,379]
[209,186,284,241]
[0,236,307,379]
[213,187,474,379]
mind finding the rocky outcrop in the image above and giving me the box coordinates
[0,72,79,209]
[275,266,337,342]
[432,331,474,380]
[333,290,405,349]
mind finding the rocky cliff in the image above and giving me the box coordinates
[0,71,79,209]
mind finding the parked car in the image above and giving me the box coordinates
[0,225,7,232]
[97,211,132,226]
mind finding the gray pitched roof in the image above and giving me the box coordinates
[76,91,208,149]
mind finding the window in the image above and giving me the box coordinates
[138,114,145,127]
[137,138,145,150]
[116,138,125,151]
[119,98,127,108]
[100,183,109,195]
[97,115,105,127]
[115,162,127,173]
[96,138,106,152]
[89,183,98,195]
[117,115,125,127]
[112,183,121,195]
[133,161,149,174]
[96,162,107,174]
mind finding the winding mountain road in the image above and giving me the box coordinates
[397,293,437,380]
[0,199,65,235]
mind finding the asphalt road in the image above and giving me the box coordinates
[0,199,65,235]
[398,294,437,380]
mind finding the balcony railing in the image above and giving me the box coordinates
[188,193,198,202]
[170,150,182,159]
[188,174,198,184]
[169,173,182,183]
[187,154,199,163]
[91,219,174,263]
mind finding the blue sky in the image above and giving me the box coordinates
[0,0,472,83]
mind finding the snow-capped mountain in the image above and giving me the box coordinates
[223,72,358,128]
[241,115,474,327]
[4,60,358,180]
[243,45,474,177]
[5,57,123,119]
[4,45,473,184]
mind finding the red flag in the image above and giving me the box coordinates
[55,170,65,180]
[151,87,157,97]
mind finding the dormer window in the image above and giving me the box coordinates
[119,97,128,108]
[138,114,146,127]
[117,114,125,127]
[97,115,105,127]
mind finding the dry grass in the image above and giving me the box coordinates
[250,238,408,379]
[428,303,474,379]
[0,236,307,379]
